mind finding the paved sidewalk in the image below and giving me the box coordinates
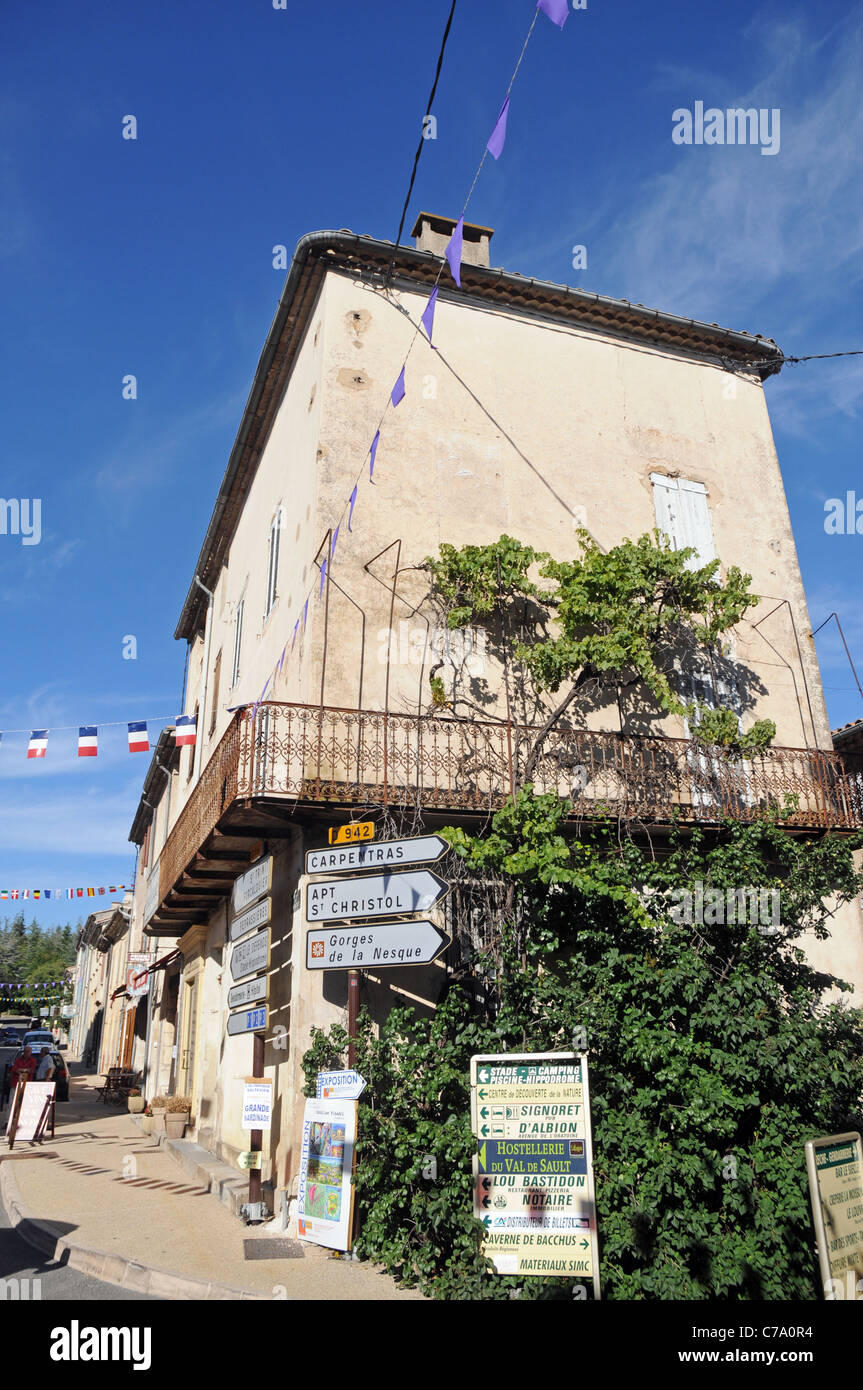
[0,1070,421,1301]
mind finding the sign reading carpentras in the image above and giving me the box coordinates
[305,869,449,924]
[470,1053,600,1297]
[806,1130,863,1299]
[306,835,448,877]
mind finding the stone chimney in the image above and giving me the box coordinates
[410,212,493,269]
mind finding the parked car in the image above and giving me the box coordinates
[12,1046,70,1101]
[22,1030,57,1050]
[0,1027,22,1045]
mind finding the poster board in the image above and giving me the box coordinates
[806,1130,863,1298]
[296,1098,356,1251]
[242,1079,273,1132]
[6,1081,56,1149]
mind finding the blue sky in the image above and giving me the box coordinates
[1,0,861,925]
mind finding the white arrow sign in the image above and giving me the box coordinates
[227,974,269,1010]
[316,1070,367,1100]
[305,835,448,877]
[230,928,270,982]
[306,919,451,970]
[305,869,449,923]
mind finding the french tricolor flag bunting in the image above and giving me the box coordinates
[78,726,98,758]
[128,721,149,753]
[175,714,197,747]
[27,730,48,759]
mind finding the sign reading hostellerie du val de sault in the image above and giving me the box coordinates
[470,1052,600,1297]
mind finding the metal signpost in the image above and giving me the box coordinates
[470,1053,601,1297]
[305,835,452,1071]
[805,1130,863,1299]
[306,920,450,971]
[228,855,273,1225]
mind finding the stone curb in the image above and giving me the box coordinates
[0,1158,272,1301]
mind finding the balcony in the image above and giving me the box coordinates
[146,702,863,934]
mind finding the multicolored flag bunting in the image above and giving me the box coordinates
[78,726,98,758]
[27,730,48,759]
[487,96,510,160]
[1,884,125,903]
[128,721,149,753]
[175,713,197,747]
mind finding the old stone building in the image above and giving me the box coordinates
[126,216,863,1211]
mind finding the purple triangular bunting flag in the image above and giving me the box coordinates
[331,523,340,558]
[348,485,358,531]
[369,430,380,481]
[445,217,464,288]
[537,0,569,26]
[421,286,438,343]
[487,96,510,160]
[391,367,405,408]
[319,556,327,595]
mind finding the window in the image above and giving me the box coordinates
[231,599,244,687]
[265,510,281,617]
[650,474,716,569]
[209,650,222,736]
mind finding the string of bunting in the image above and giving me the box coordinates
[0,718,195,762]
[0,980,68,990]
[246,0,571,726]
[1,886,127,902]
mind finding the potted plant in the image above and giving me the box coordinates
[150,1095,167,1134]
[140,1104,154,1136]
[127,1088,145,1115]
[165,1095,192,1138]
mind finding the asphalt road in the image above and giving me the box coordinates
[0,1043,158,1301]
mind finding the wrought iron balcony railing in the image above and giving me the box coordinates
[158,701,863,909]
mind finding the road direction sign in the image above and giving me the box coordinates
[805,1130,863,1295]
[476,1138,587,1176]
[305,869,449,923]
[230,928,270,982]
[228,974,269,1010]
[306,919,450,970]
[306,834,448,877]
[470,1052,601,1292]
[230,896,271,943]
[316,1069,367,1101]
[232,856,273,914]
[227,1005,267,1036]
[475,1101,585,1140]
